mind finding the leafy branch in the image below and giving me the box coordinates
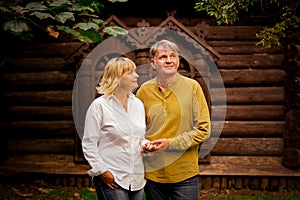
[194,0,299,48]
[0,0,128,43]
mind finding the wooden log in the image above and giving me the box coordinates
[228,177,235,189]
[20,42,85,58]
[279,178,287,191]
[284,110,300,148]
[235,177,243,190]
[211,69,285,87]
[211,87,284,104]
[2,58,71,72]
[284,59,300,75]
[287,178,296,191]
[250,178,260,190]
[284,93,300,109]
[198,176,203,190]
[212,177,220,190]
[213,105,285,120]
[199,156,300,176]
[215,121,284,137]
[7,106,72,120]
[202,26,264,40]
[6,138,74,154]
[269,177,279,191]
[212,138,283,156]
[260,178,269,191]
[296,178,300,192]
[216,54,284,69]
[0,154,90,175]
[203,177,212,190]
[2,121,74,137]
[282,147,300,168]
[284,76,300,93]
[208,41,283,54]
[284,129,300,149]
[243,178,250,189]
[83,176,91,187]
[4,90,72,105]
[284,43,300,59]
[2,71,74,87]
[221,177,227,190]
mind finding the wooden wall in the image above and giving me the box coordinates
[0,15,299,191]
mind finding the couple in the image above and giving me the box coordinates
[82,39,211,200]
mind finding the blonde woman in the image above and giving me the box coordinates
[82,57,153,200]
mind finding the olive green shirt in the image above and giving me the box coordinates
[136,74,211,183]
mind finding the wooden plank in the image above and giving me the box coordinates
[6,138,74,154]
[211,69,285,86]
[189,26,264,40]
[211,138,283,156]
[211,87,284,104]
[212,105,285,120]
[20,42,84,58]
[207,41,284,54]
[2,58,71,72]
[4,90,72,105]
[2,71,74,87]
[8,106,72,120]
[212,121,284,137]
[216,55,284,69]
[0,154,89,175]
[199,156,300,176]
[3,121,75,137]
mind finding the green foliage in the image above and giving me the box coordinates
[256,5,300,48]
[194,0,299,48]
[0,0,128,43]
[194,0,253,25]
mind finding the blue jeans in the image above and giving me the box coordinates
[93,176,144,200]
[144,175,199,200]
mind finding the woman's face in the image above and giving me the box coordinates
[118,69,139,91]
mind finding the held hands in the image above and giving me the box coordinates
[142,138,169,153]
[100,170,119,189]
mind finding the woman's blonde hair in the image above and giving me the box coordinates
[96,57,136,95]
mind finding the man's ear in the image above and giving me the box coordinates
[150,59,156,69]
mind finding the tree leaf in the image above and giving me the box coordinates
[55,12,75,23]
[30,12,55,20]
[79,29,103,43]
[50,0,70,7]
[26,2,47,11]
[72,3,95,13]
[92,19,105,26]
[3,20,30,33]
[103,26,128,37]
[73,22,99,30]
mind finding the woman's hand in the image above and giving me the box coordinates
[99,170,119,189]
[142,141,156,152]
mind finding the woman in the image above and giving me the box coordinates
[82,57,153,200]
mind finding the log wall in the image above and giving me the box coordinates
[0,15,299,192]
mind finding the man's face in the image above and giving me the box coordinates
[151,49,180,76]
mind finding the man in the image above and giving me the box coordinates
[137,39,211,200]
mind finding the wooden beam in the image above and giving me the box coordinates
[0,154,89,175]
[211,138,283,156]
[211,87,284,104]
[199,156,300,176]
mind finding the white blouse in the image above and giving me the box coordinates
[82,93,148,191]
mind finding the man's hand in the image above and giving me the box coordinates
[150,138,169,151]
